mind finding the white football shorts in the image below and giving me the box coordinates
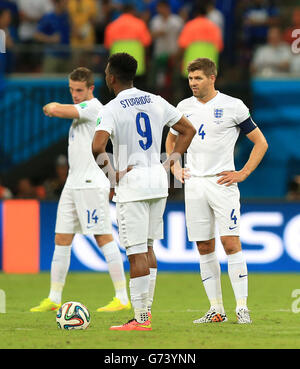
[184,176,240,241]
[55,187,112,235]
[116,197,167,256]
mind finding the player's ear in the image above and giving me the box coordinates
[111,74,116,85]
[209,74,216,85]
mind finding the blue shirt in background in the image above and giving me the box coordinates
[36,11,70,58]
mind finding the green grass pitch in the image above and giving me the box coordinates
[0,272,300,349]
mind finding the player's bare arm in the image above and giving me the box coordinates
[217,127,268,186]
[92,130,116,186]
[163,116,196,174]
[165,131,191,183]
[43,103,80,119]
[92,130,132,186]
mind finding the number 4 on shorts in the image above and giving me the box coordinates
[231,209,237,224]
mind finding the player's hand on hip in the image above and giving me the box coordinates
[116,166,133,183]
[172,166,190,183]
[217,170,248,186]
[109,188,115,201]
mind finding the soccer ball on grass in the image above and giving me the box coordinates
[56,301,90,330]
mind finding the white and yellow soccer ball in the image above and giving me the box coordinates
[56,301,90,330]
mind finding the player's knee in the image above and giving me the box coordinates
[196,239,215,254]
[55,233,74,246]
[221,236,241,255]
[95,234,113,247]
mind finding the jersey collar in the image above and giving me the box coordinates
[117,87,139,97]
[193,91,220,105]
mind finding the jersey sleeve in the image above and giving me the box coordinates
[94,106,115,136]
[74,100,102,122]
[159,96,183,128]
[169,101,185,136]
[169,126,179,136]
[234,99,250,124]
[235,99,257,135]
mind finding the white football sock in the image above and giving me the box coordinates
[48,245,71,304]
[227,251,248,311]
[199,252,224,314]
[129,275,150,323]
[100,241,129,305]
[147,268,157,313]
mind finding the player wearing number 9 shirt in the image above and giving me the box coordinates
[92,52,196,330]
[166,58,268,324]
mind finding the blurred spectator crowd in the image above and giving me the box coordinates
[0,154,68,201]
[1,0,300,201]
[0,0,299,78]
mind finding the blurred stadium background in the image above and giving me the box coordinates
[0,0,300,275]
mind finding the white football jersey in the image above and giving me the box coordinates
[65,98,110,190]
[170,91,255,176]
[95,87,182,202]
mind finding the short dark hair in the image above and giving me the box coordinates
[107,53,138,83]
[187,58,218,77]
[69,67,94,87]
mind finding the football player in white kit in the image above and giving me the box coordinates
[92,53,196,330]
[166,58,268,324]
[30,67,131,313]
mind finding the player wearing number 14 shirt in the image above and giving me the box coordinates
[166,58,268,324]
[30,68,130,314]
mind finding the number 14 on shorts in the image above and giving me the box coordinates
[87,209,99,227]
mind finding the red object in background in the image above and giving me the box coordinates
[2,200,40,273]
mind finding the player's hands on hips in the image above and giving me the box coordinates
[217,170,249,186]
[116,166,133,183]
[171,166,191,183]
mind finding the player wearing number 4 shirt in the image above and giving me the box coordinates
[30,68,130,314]
[92,53,196,330]
[166,58,268,324]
